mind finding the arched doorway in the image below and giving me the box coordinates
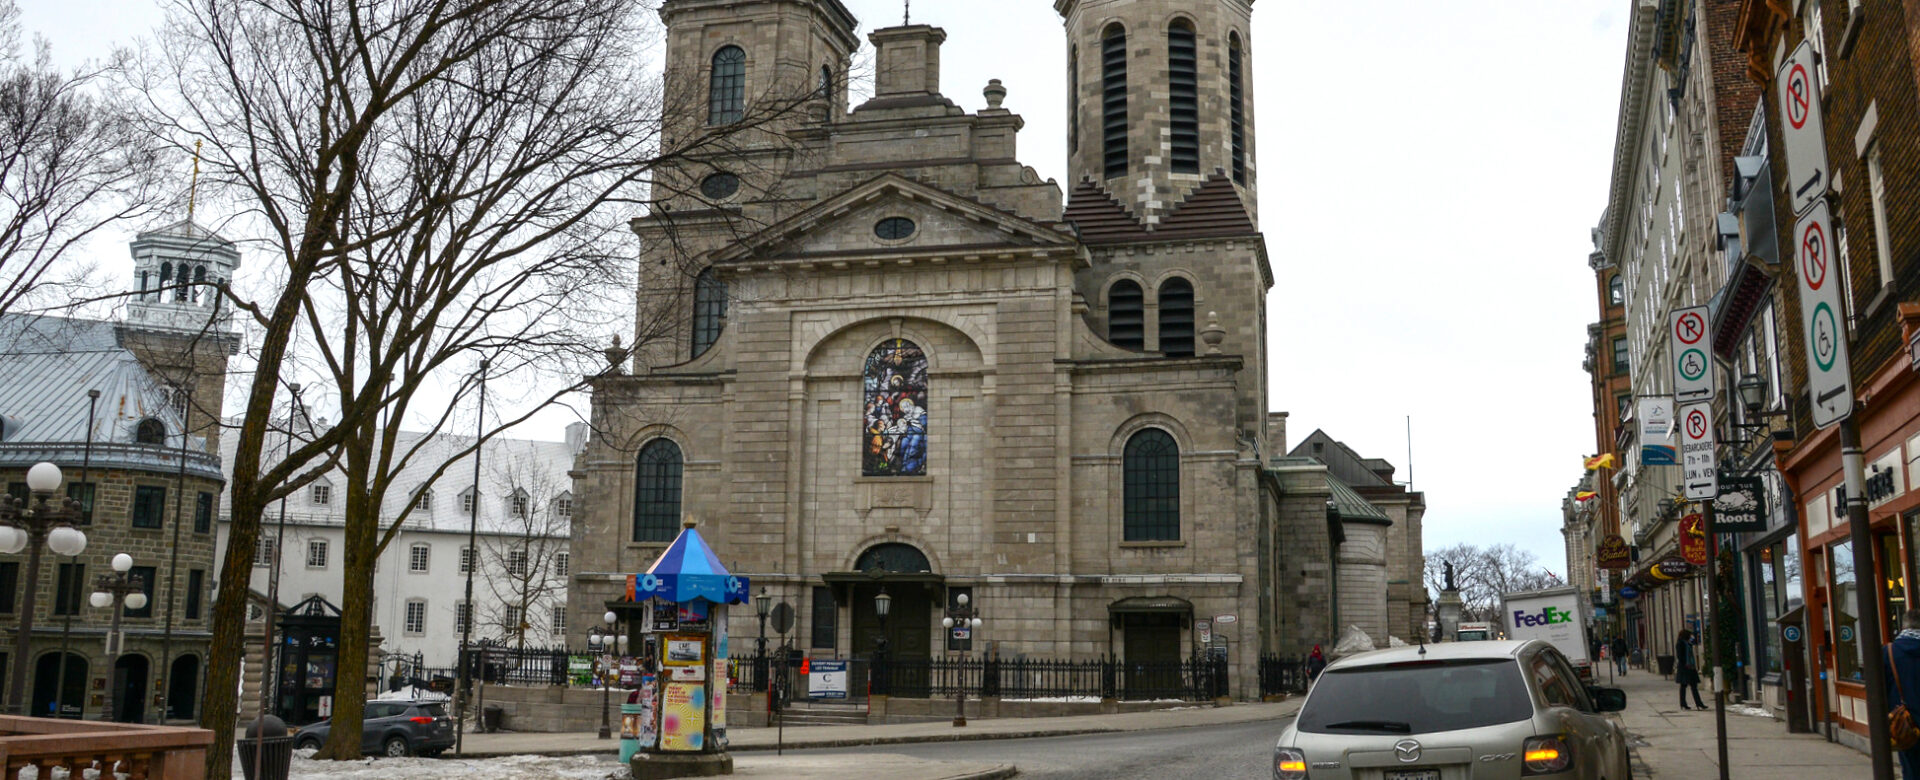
[111,655,149,723]
[167,655,200,721]
[845,543,937,695]
[31,652,88,719]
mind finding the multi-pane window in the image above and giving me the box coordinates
[1122,429,1180,542]
[554,496,573,519]
[135,418,166,445]
[693,267,727,358]
[1108,280,1145,350]
[709,46,746,125]
[504,605,524,631]
[404,600,426,635]
[132,485,167,528]
[307,540,329,569]
[555,552,570,577]
[862,339,930,477]
[1101,25,1129,179]
[186,569,204,620]
[1167,21,1199,174]
[1608,274,1624,306]
[1612,337,1630,373]
[456,602,471,634]
[1228,33,1246,184]
[415,489,433,512]
[460,546,473,574]
[1158,278,1195,357]
[552,605,567,634]
[254,536,277,567]
[811,586,837,649]
[66,483,94,525]
[310,484,330,506]
[461,489,476,515]
[125,566,157,618]
[510,490,529,518]
[1869,143,1893,288]
[53,563,83,615]
[508,549,529,577]
[634,439,684,543]
[409,543,431,573]
[194,492,213,533]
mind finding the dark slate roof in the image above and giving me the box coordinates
[1288,429,1394,488]
[1064,171,1258,245]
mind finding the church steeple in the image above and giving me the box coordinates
[126,220,240,335]
[1057,0,1257,227]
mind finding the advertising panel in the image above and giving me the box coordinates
[1639,398,1676,465]
[659,681,707,752]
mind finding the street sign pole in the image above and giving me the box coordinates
[1702,500,1728,780]
[1842,418,1896,780]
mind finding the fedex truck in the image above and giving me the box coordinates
[1455,622,1494,641]
[1503,586,1592,680]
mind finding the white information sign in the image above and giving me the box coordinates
[1679,402,1718,500]
[1669,305,1714,405]
[1778,40,1830,216]
[807,660,848,700]
[1794,201,1853,428]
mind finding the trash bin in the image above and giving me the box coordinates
[619,703,648,763]
[482,704,505,733]
[237,715,293,780]
[1657,654,1675,676]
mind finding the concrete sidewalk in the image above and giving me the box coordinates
[1608,668,1869,778]
[454,698,1303,759]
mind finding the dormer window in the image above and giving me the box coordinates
[135,418,167,445]
[310,482,331,506]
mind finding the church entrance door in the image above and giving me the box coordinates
[851,582,933,695]
[1120,612,1183,700]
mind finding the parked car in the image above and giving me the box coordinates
[293,700,455,758]
[1273,640,1629,780]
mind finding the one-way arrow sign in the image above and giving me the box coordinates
[1679,402,1718,500]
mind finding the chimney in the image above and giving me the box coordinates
[870,25,947,97]
[1266,412,1288,455]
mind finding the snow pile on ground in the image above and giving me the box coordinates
[1727,703,1775,719]
[232,750,628,779]
[376,686,450,702]
[1002,695,1101,703]
[1331,625,1374,658]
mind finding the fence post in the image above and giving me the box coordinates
[1101,655,1116,701]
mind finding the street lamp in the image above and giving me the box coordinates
[873,588,892,696]
[590,625,611,740]
[941,593,983,727]
[93,553,147,722]
[755,587,771,693]
[1,462,87,715]
[597,610,618,739]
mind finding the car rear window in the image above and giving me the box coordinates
[418,704,448,718]
[1298,658,1534,735]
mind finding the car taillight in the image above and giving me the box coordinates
[1272,747,1307,780]
[1522,735,1573,775]
[410,716,435,724]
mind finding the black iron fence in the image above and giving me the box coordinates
[1257,654,1309,697]
[872,654,1228,701]
[459,644,589,688]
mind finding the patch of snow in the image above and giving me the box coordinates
[233,752,627,779]
[376,686,450,702]
[1002,696,1101,703]
[1728,704,1774,719]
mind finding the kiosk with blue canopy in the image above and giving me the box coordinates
[624,522,747,779]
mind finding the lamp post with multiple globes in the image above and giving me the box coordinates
[0,462,88,715]
[92,553,147,722]
[941,593,982,727]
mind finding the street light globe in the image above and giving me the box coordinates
[955,593,968,607]
[25,462,61,492]
[942,617,954,629]
[47,526,86,557]
[0,527,25,555]
[125,593,148,611]
[112,553,134,572]
[603,610,617,626]
[970,617,982,629]
[90,592,111,609]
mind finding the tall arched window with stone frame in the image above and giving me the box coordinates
[862,339,929,477]
[1157,277,1195,357]
[709,46,747,125]
[1100,24,1129,180]
[1107,279,1145,350]
[692,267,727,358]
[1122,428,1180,542]
[633,438,684,542]
[1166,19,1199,174]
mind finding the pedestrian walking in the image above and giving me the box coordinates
[1307,645,1327,682]
[1675,628,1706,710]
[1884,609,1920,779]
[1610,635,1629,676]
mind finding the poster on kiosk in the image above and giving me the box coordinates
[626,523,750,759]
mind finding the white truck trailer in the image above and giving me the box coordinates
[1502,586,1592,680]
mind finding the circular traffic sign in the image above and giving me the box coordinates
[1801,219,1829,291]
[1812,302,1840,372]
[1674,311,1707,345]
[1677,348,1708,382]
[1783,625,1803,643]
[1839,625,1856,643]
[1685,407,1709,441]
[1787,63,1811,130]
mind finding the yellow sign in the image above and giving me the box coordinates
[659,681,707,752]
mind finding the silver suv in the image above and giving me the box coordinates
[1273,640,1629,780]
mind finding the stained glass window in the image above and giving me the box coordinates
[862,339,929,477]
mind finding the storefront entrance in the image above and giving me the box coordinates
[31,652,87,719]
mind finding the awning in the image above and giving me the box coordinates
[1107,596,1194,614]
[626,525,750,605]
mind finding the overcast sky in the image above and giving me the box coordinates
[20,0,1630,576]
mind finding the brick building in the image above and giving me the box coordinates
[0,220,239,723]
[566,0,1422,697]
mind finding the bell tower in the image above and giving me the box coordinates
[1057,0,1257,227]
[656,0,861,163]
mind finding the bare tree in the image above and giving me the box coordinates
[1424,543,1562,635]
[472,453,571,652]
[0,0,160,318]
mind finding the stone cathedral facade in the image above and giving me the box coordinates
[568,0,1422,697]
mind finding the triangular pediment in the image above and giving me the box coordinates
[711,174,1075,265]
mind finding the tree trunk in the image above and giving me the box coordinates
[317,425,379,760]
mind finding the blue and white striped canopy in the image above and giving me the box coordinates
[627,527,749,605]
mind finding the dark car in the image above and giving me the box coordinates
[293,700,455,758]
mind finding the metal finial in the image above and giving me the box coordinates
[904,0,910,25]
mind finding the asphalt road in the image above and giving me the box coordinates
[791,717,1290,780]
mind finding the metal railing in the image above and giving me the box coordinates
[1257,654,1309,697]
[871,654,1228,701]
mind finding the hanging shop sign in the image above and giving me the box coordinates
[1654,558,1695,579]
[1640,398,1676,465]
[1680,513,1708,565]
[1618,586,1640,600]
[1597,534,1633,570]
[1714,477,1769,533]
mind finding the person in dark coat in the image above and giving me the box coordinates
[1884,609,1920,779]
[1307,645,1328,681]
[1675,628,1706,710]
[1611,636,1629,676]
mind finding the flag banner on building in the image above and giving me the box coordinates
[1584,453,1617,470]
[1575,491,1598,501]
[1714,476,1768,533]
[1597,534,1632,570]
[1639,398,1676,465]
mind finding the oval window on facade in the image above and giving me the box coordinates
[701,173,740,200]
[874,217,917,241]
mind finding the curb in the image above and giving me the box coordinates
[944,765,1017,780]
[454,728,1125,759]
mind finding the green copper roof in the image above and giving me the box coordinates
[1328,477,1392,523]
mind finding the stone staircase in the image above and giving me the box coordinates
[770,701,870,727]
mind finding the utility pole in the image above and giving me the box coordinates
[1842,418,1895,780]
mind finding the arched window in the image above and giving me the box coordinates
[192,266,207,303]
[692,267,727,358]
[1167,21,1199,174]
[1608,274,1624,306]
[709,46,747,125]
[819,65,833,99]
[135,418,166,445]
[139,271,148,300]
[159,263,172,291]
[633,439,684,542]
[1123,428,1180,542]
[1068,45,1080,154]
[1158,278,1195,357]
[862,339,929,477]
[854,542,932,574]
[1229,33,1247,184]
[1101,25,1129,180]
[1107,280,1144,350]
